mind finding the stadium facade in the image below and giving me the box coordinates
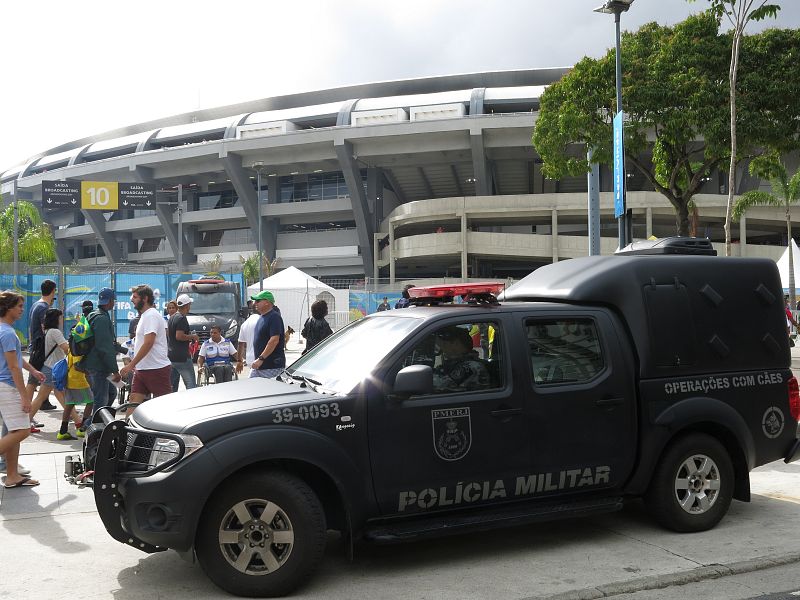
[0,69,792,283]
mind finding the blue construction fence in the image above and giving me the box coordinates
[1,272,245,344]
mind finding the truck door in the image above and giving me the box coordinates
[521,311,636,496]
[367,316,530,516]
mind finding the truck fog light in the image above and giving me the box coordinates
[146,503,172,531]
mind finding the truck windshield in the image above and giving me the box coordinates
[287,315,421,395]
[186,293,237,315]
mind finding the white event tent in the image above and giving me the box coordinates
[246,266,335,332]
[776,239,800,293]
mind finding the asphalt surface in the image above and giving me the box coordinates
[0,342,799,599]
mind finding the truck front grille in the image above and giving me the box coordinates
[123,432,157,471]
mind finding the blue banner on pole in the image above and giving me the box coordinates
[613,111,625,219]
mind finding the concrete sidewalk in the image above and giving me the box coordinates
[0,342,799,599]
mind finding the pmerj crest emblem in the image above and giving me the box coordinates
[432,407,471,461]
[762,406,785,439]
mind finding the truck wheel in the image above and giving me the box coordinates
[196,471,326,597]
[645,433,734,532]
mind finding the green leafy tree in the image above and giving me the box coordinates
[732,154,800,304]
[690,0,780,256]
[532,13,800,237]
[238,252,279,287]
[0,199,56,264]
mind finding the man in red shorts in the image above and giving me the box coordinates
[119,285,172,411]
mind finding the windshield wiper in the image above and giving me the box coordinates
[293,374,322,392]
[279,370,323,392]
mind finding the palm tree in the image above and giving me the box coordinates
[732,155,800,305]
[0,200,56,264]
[238,252,279,287]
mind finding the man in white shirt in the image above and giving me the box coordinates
[236,309,261,375]
[119,284,172,410]
[198,325,238,383]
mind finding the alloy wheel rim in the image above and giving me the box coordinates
[674,454,721,515]
[218,498,295,575]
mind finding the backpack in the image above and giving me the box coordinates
[301,318,330,354]
[70,313,96,357]
[52,357,68,392]
[29,333,57,370]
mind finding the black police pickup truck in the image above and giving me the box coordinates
[69,237,800,597]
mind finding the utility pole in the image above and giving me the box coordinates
[177,184,184,273]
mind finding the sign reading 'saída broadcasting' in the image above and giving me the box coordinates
[42,180,156,210]
[42,181,80,208]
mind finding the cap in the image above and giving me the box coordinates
[98,287,115,304]
[176,294,194,307]
[81,300,94,309]
[436,326,472,347]
[251,290,275,302]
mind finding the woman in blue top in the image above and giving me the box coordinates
[0,291,44,487]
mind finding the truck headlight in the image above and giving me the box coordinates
[225,322,238,338]
[147,434,203,470]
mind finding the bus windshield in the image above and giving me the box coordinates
[186,292,237,315]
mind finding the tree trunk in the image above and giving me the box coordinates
[725,27,742,257]
[788,208,795,309]
[676,202,691,237]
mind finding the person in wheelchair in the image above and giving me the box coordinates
[197,325,239,384]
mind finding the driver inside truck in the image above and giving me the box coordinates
[432,326,491,393]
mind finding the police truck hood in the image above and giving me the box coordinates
[130,378,326,439]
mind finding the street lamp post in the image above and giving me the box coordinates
[252,162,265,291]
[177,183,184,273]
[12,179,19,283]
[159,186,185,272]
[594,0,634,249]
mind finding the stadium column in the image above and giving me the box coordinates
[222,153,275,261]
[80,208,122,264]
[334,138,375,276]
[133,166,194,268]
[469,127,491,197]
[367,168,383,233]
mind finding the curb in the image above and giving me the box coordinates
[527,552,800,600]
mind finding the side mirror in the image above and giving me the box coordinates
[392,364,433,399]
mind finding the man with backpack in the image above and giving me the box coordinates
[81,288,125,419]
[26,279,57,411]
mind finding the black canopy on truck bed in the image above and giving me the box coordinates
[502,254,789,378]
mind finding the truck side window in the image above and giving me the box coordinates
[526,318,604,385]
[400,321,504,394]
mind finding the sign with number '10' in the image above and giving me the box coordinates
[81,181,119,210]
[43,181,157,210]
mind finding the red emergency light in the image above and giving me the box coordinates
[408,282,505,304]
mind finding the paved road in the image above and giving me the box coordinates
[0,344,799,599]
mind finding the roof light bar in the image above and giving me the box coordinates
[409,282,505,301]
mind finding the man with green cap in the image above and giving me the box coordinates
[249,290,286,378]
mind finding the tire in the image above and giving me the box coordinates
[645,433,734,533]
[196,471,326,597]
